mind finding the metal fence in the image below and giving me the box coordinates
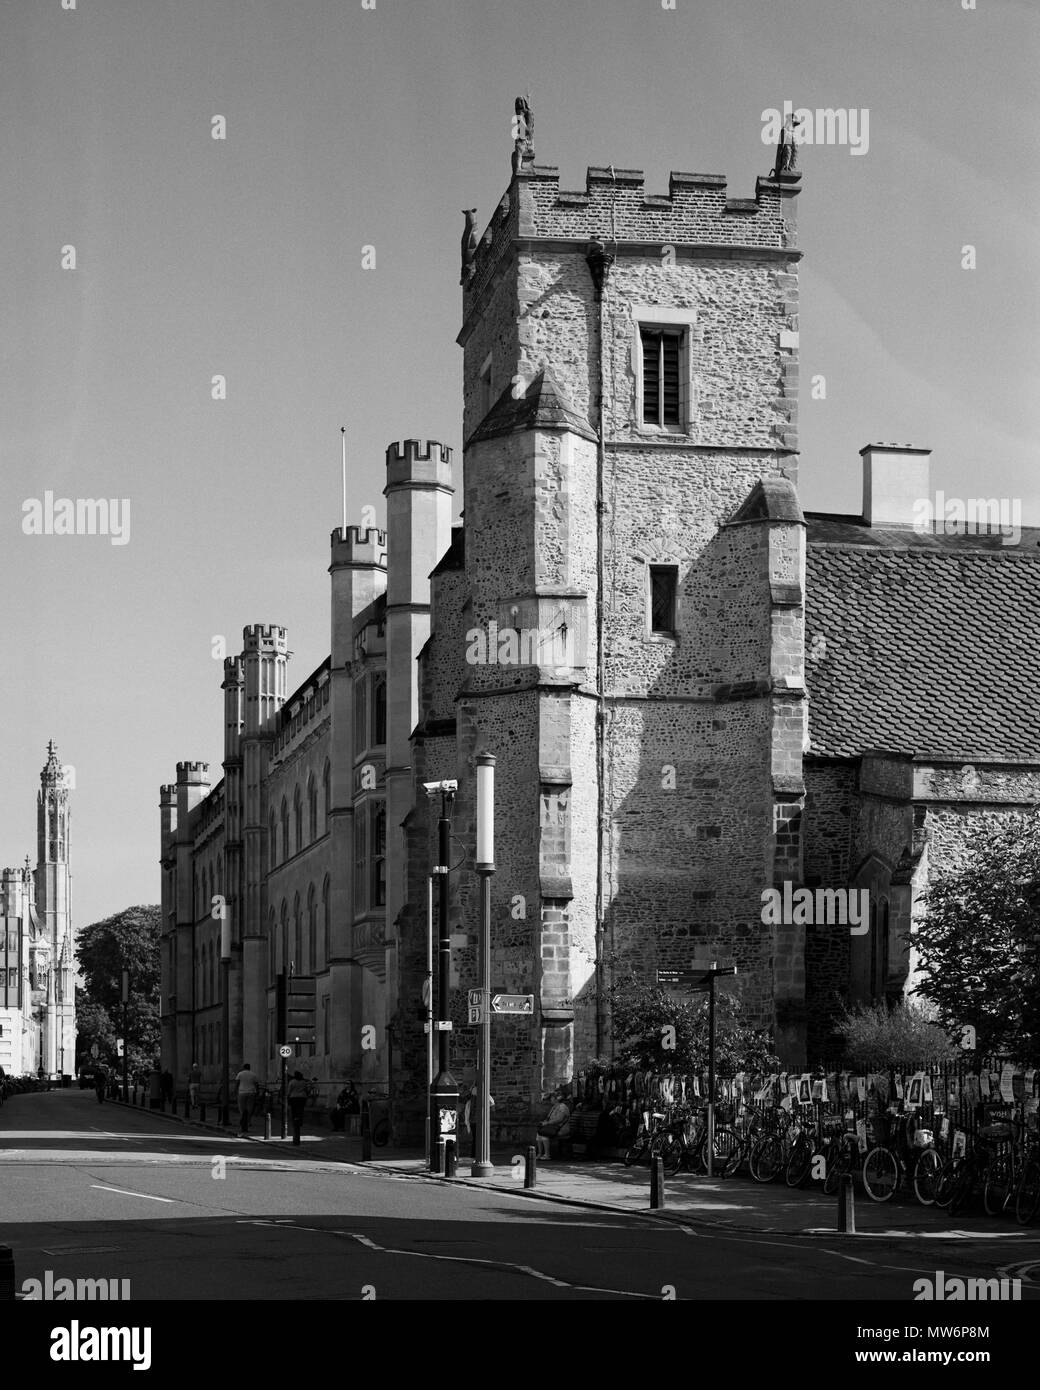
[569,1059,1040,1156]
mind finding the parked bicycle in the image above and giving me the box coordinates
[1013,1132,1040,1225]
[862,1110,942,1205]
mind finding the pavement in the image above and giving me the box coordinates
[109,1093,1038,1242]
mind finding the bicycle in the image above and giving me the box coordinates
[1013,1133,1040,1225]
[981,1117,1021,1218]
[862,1111,942,1204]
[749,1105,812,1183]
[721,1108,779,1179]
[623,1109,669,1167]
[822,1122,862,1196]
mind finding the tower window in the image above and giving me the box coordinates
[649,566,678,635]
[640,328,683,426]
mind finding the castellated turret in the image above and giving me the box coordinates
[241,624,290,737]
[329,526,388,669]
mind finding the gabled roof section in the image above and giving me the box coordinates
[805,517,1040,760]
[432,525,465,576]
[465,369,597,447]
[728,475,804,525]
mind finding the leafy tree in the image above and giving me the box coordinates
[608,968,779,1073]
[910,814,1040,1056]
[75,905,161,1077]
[834,999,960,1071]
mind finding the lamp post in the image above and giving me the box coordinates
[705,963,737,1178]
[426,781,459,1173]
[473,753,495,1177]
[120,969,130,1103]
[425,874,434,1169]
[220,905,231,1128]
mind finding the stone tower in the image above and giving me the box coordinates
[36,741,74,1077]
[430,126,807,1107]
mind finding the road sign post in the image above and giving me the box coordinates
[656,963,737,1177]
[490,994,534,1015]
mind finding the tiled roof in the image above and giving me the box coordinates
[805,516,1040,761]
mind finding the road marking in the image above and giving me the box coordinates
[90,1185,176,1203]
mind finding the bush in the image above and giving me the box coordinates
[835,1000,959,1071]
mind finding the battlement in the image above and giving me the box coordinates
[175,761,210,783]
[330,526,389,568]
[222,656,243,686]
[159,785,177,803]
[464,160,800,310]
[242,623,289,653]
[385,440,454,495]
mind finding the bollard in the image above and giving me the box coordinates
[0,1246,15,1301]
[199,1101,206,1123]
[264,1112,272,1141]
[650,1154,665,1210]
[524,1145,537,1189]
[838,1172,856,1234]
[360,1102,373,1161]
[444,1138,457,1178]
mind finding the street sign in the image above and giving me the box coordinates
[491,993,534,1015]
[433,1020,453,1031]
[90,1043,99,1059]
[279,1044,293,1058]
[468,989,486,1007]
[468,1006,484,1025]
[657,967,737,992]
[422,979,431,1007]
[116,1039,124,1057]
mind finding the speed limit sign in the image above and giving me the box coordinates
[279,1044,293,1058]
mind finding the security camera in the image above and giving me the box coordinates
[423,780,458,794]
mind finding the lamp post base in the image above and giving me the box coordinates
[471,1160,494,1178]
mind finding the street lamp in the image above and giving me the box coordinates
[705,964,737,1177]
[472,753,495,1177]
[424,781,458,1173]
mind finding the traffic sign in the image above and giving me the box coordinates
[468,989,486,1007]
[433,1020,453,1031]
[468,1006,484,1025]
[491,993,534,1015]
[279,1044,293,1058]
[90,1043,99,1059]
[422,979,431,1007]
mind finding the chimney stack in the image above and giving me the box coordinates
[861,443,932,527]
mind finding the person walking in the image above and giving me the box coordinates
[188,1061,202,1110]
[94,1065,107,1105]
[463,1084,495,1158]
[235,1063,259,1135]
[148,1064,163,1111]
[287,1071,309,1146]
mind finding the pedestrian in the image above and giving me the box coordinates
[188,1061,202,1110]
[235,1063,259,1135]
[535,1090,571,1160]
[287,1070,309,1146]
[160,1068,174,1107]
[94,1065,107,1105]
[148,1063,163,1111]
[462,1085,495,1158]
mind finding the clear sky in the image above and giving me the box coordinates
[2,0,1037,933]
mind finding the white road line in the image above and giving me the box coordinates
[90,1185,176,1203]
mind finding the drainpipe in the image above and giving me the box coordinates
[585,238,614,1059]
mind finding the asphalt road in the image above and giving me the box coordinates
[3,1089,1039,1303]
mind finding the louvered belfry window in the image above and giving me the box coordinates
[641,327,682,425]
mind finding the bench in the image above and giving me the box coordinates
[552,1107,603,1159]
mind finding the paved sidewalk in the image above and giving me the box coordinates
[112,1098,1037,1241]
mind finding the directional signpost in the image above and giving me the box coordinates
[491,994,534,1015]
[656,963,737,1176]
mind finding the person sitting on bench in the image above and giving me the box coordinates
[535,1091,572,1160]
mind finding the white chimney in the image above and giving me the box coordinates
[860,444,932,527]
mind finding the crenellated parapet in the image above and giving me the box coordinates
[242,623,289,654]
[330,525,388,571]
[176,761,210,783]
[385,439,454,495]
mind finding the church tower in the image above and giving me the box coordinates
[36,741,74,1077]
[438,111,808,1105]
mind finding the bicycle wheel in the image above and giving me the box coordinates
[623,1135,648,1167]
[934,1156,963,1209]
[912,1147,943,1206]
[862,1146,899,1201]
[750,1135,784,1183]
[983,1155,1013,1217]
[824,1142,852,1197]
[656,1132,683,1177]
[371,1117,390,1147]
[785,1134,815,1189]
[948,1160,977,1217]
[712,1126,740,1171]
[1014,1158,1040,1226]
[722,1138,747,1180]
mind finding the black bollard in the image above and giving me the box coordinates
[199,1101,207,1123]
[650,1154,666,1209]
[524,1145,537,1189]
[444,1138,457,1178]
[838,1173,856,1234]
[264,1112,272,1141]
[360,1102,372,1161]
[0,1246,15,1301]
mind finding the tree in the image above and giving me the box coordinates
[75,905,161,1078]
[910,814,1040,1056]
[608,968,779,1073]
[834,999,960,1072]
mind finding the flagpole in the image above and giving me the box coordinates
[340,427,347,534]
